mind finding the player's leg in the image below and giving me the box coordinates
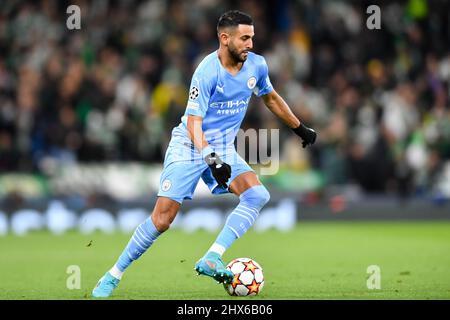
[92,197,180,298]
[93,155,205,297]
[195,153,270,283]
[207,171,269,257]
[113,196,180,274]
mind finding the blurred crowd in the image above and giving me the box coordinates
[0,0,449,196]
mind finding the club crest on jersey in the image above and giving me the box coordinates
[189,86,199,100]
[162,179,172,192]
[247,76,257,89]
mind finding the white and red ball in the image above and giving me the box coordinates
[223,258,264,296]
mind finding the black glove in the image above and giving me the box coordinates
[292,123,317,148]
[204,152,231,188]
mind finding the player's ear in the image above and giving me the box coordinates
[218,30,230,46]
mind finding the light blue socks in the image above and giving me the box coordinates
[110,217,161,278]
[108,186,270,280]
[208,185,270,256]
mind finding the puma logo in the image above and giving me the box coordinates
[216,85,224,93]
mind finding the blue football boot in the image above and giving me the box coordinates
[92,272,120,298]
[194,252,234,284]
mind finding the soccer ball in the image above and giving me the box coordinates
[223,257,264,296]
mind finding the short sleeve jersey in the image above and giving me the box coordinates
[171,50,273,150]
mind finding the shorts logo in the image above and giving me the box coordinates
[162,179,172,192]
[247,76,257,89]
[189,86,199,100]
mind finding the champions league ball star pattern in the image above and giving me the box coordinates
[223,258,264,296]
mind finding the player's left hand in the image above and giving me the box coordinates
[292,123,317,148]
[204,152,232,188]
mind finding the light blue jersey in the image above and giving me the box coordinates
[169,50,273,159]
[158,50,273,203]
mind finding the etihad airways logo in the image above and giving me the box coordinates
[215,107,247,116]
[209,97,250,109]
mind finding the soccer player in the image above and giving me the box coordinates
[92,10,316,297]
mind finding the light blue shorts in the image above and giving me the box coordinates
[157,141,254,204]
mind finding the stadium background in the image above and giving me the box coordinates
[0,0,449,299]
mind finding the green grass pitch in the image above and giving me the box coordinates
[1,221,450,299]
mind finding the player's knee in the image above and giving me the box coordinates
[152,215,171,232]
[152,209,177,232]
[240,185,270,211]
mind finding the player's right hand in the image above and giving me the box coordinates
[204,152,231,189]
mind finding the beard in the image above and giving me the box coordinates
[228,43,248,63]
